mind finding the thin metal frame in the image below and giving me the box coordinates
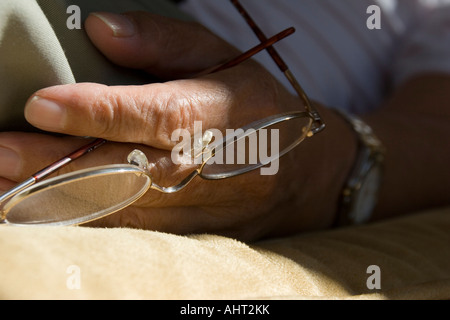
[2,165,151,226]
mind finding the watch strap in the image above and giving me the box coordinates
[334,109,385,226]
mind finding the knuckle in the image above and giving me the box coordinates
[90,91,140,141]
[145,86,197,148]
[90,95,119,137]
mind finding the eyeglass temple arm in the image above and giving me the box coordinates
[0,138,106,212]
[194,27,295,78]
[231,0,325,135]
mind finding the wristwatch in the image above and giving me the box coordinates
[335,110,386,226]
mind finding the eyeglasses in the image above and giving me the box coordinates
[0,0,324,226]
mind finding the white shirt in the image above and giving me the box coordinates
[180,0,450,114]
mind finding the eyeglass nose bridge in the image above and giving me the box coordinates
[126,149,201,194]
[149,170,200,194]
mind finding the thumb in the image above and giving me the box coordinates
[84,11,239,79]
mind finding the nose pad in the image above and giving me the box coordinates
[127,150,150,170]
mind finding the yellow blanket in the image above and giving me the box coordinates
[1,206,449,300]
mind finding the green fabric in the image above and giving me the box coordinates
[0,0,192,131]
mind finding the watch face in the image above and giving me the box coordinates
[352,166,382,224]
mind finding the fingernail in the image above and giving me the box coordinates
[0,147,20,179]
[24,96,66,130]
[90,12,136,37]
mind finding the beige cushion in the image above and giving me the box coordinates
[1,207,449,299]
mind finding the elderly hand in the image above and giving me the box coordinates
[0,12,352,240]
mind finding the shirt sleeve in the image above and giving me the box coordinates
[392,4,450,86]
